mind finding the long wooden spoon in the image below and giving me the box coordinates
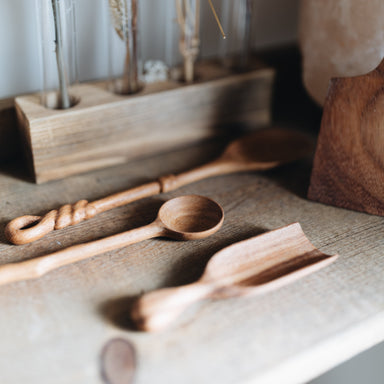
[131,223,338,332]
[0,195,223,286]
[6,128,312,245]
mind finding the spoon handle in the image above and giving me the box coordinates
[131,282,214,332]
[5,181,161,245]
[0,222,162,287]
[159,158,242,192]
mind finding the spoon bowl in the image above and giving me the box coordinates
[159,195,224,240]
[222,128,313,166]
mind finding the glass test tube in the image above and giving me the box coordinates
[220,0,253,71]
[37,0,78,109]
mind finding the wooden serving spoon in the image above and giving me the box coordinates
[6,128,312,245]
[131,223,338,332]
[0,195,223,286]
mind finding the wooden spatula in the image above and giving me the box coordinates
[131,223,338,332]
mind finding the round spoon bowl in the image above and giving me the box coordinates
[224,128,313,165]
[158,195,224,240]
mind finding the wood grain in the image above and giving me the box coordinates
[308,58,384,215]
[5,128,311,245]
[131,223,337,332]
[15,60,274,183]
[0,139,384,384]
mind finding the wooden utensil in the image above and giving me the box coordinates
[131,223,338,332]
[100,338,136,384]
[5,128,312,245]
[0,195,223,286]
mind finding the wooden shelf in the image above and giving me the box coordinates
[1,134,384,383]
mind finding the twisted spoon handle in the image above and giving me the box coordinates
[0,221,162,286]
[5,181,161,245]
[5,157,238,245]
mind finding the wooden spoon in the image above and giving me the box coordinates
[0,195,223,286]
[131,223,338,332]
[6,128,312,245]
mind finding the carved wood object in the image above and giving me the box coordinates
[15,60,274,184]
[308,59,384,215]
[131,223,338,332]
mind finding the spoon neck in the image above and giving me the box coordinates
[176,281,214,297]
[159,158,240,193]
[91,181,161,214]
[131,221,165,242]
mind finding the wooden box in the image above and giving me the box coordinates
[15,60,274,183]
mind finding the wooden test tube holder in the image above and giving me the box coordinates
[15,60,274,183]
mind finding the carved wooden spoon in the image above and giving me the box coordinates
[6,128,312,245]
[0,195,223,286]
[131,223,338,332]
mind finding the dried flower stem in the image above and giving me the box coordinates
[208,0,226,39]
[175,0,200,83]
[109,0,140,94]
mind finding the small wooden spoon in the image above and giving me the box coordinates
[0,195,223,286]
[6,128,312,245]
[131,223,338,332]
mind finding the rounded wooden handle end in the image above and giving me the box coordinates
[131,284,210,332]
[5,200,97,245]
[131,299,180,333]
[5,215,51,245]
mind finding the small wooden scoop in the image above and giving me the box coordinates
[6,128,312,245]
[0,195,223,286]
[131,223,338,332]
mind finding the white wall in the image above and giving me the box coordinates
[0,0,300,99]
[0,1,41,98]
